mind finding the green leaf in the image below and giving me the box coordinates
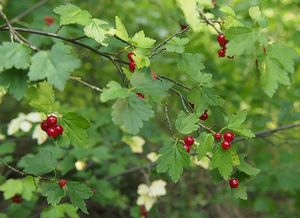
[112,93,154,134]
[196,132,214,159]
[230,149,240,166]
[211,147,233,179]
[26,81,55,112]
[219,6,236,16]
[21,176,36,201]
[224,111,255,138]
[131,31,156,48]
[232,185,248,200]
[157,142,190,182]
[53,4,92,26]
[100,81,129,102]
[177,0,200,31]
[0,179,23,199]
[0,42,31,72]
[132,48,151,69]
[84,18,111,46]
[249,6,261,21]
[41,204,79,218]
[61,112,91,147]
[67,181,93,214]
[166,37,189,53]
[115,16,129,41]
[21,150,57,175]
[237,155,260,176]
[130,69,172,103]
[0,70,28,100]
[29,43,81,90]
[175,111,199,134]
[226,27,267,56]
[41,183,65,205]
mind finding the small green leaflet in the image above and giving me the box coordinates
[166,37,189,53]
[84,18,111,46]
[100,81,129,102]
[249,6,261,21]
[132,48,151,69]
[67,181,93,214]
[26,81,55,112]
[237,155,260,176]
[112,93,154,134]
[41,183,65,205]
[115,16,129,41]
[196,132,214,160]
[0,42,31,72]
[28,43,81,90]
[131,31,156,48]
[232,185,248,200]
[41,204,79,218]
[61,112,91,147]
[260,43,296,97]
[156,142,190,182]
[177,0,200,31]
[226,27,267,56]
[0,177,35,200]
[130,69,172,103]
[219,6,236,16]
[21,150,58,175]
[175,111,199,134]
[211,147,233,179]
[0,70,28,100]
[230,149,240,166]
[53,4,92,26]
[223,111,255,138]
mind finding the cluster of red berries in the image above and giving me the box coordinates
[44,16,55,26]
[229,178,239,188]
[12,195,22,204]
[214,131,235,150]
[217,34,228,57]
[40,115,64,138]
[140,205,148,217]
[58,179,67,188]
[128,52,136,72]
[183,135,195,153]
[199,109,208,121]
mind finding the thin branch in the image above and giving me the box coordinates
[164,103,173,135]
[198,123,216,135]
[198,9,222,35]
[170,88,190,113]
[69,76,102,92]
[158,75,191,91]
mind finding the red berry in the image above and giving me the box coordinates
[129,61,136,72]
[218,48,226,57]
[221,141,231,150]
[151,70,157,80]
[199,110,208,121]
[229,178,239,188]
[46,115,57,127]
[47,127,57,138]
[217,34,228,47]
[55,125,64,136]
[214,133,222,140]
[140,205,148,217]
[184,136,195,147]
[223,132,235,142]
[136,92,145,100]
[184,144,191,153]
[40,120,48,131]
[58,179,67,188]
[44,16,55,26]
[127,52,134,61]
[12,195,22,204]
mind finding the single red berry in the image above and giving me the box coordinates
[136,92,145,100]
[184,144,191,153]
[44,16,55,26]
[129,61,136,72]
[221,140,231,150]
[217,34,228,47]
[55,125,64,136]
[58,179,67,188]
[184,136,195,147]
[229,178,239,188]
[47,127,57,138]
[199,110,208,121]
[140,205,148,217]
[12,195,22,204]
[214,133,222,140]
[40,120,48,131]
[46,115,57,127]
[223,132,235,142]
[127,52,134,61]
[218,48,226,57]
